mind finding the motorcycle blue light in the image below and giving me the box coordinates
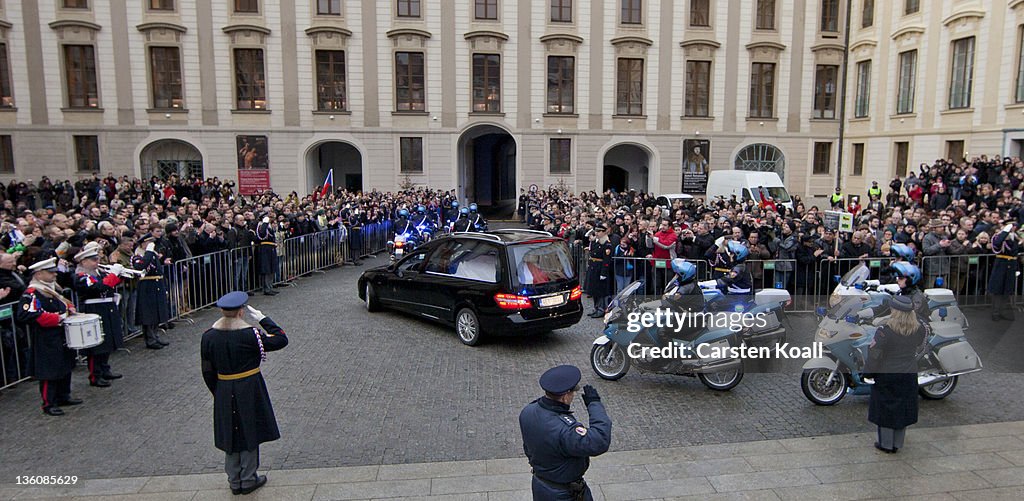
[834,275,841,284]
[816,306,827,316]
[845,315,857,324]
[854,283,865,290]
[935,277,945,287]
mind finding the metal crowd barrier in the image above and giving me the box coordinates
[0,223,394,391]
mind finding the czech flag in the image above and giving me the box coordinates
[320,168,334,197]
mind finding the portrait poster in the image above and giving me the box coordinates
[682,139,710,193]
[237,135,271,195]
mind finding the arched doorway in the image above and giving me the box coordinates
[140,140,203,179]
[458,124,516,217]
[602,144,650,193]
[306,141,363,193]
[734,143,786,180]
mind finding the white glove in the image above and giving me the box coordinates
[1003,224,1014,234]
[108,263,125,277]
[246,305,266,322]
[59,312,69,322]
[599,275,607,281]
[699,280,718,289]
[145,242,156,253]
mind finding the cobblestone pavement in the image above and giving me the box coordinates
[1,253,1022,481]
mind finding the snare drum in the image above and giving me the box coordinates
[64,313,104,350]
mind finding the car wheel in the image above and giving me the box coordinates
[364,283,380,312]
[455,308,483,346]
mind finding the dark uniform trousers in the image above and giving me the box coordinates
[15,287,75,411]
[225,447,260,491]
[519,397,612,501]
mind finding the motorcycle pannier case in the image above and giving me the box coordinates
[935,340,982,374]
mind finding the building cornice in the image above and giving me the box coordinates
[849,40,877,53]
[136,22,187,34]
[540,33,583,45]
[222,23,271,36]
[810,42,844,53]
[304,25,352,38]
[1012,0,1024,10]
[942,9,986,27]
[745,41,786,51]
[386,28,432,39]
[610,35,653,47]
[679,38,721,49]
[465,30,508,42]
[891,26,925,40]
[48,19,101,32]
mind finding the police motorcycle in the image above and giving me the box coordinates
[800,261,982,406]
[412,205,437,242]
[388,209,422,263]
[469,203,488,232]
[694,241,793,344]
[590,260,746,391]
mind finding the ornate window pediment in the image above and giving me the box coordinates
[49,19,101,42]
[137,22,187,43]
[465,30,508,51]
[540,33,583,54]
[610,35,652,57]
[746,41,786,62]
[679,38,720,58]
[222,23,271,44]
[0,19,11,39]
[849,39,877,59]
[387,27,431,49]
[305,25,352,49]
[891,26,925,43]
[943,9,985,29]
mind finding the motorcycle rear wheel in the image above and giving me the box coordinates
[801,368,848,405]
[919,376,958,400]
[591,343,630,380]
[698,364,744,391]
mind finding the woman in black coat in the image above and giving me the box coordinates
[865,295,926,453]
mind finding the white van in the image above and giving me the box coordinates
[705,171,793,210]
[655,193,696,218]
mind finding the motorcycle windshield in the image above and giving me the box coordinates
[609,281,643,309]
[840,263,871,287]
[827,296,868,320]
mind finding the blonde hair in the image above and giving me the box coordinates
[886,308,920,336]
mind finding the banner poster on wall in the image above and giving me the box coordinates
[236,135,271,195]
[682,139,710,193]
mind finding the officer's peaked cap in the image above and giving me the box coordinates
[216,291,249,311]
[539,365,581,395]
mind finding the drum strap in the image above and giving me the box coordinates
[217,367,260,381]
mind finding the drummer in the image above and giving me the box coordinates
[73,242,126,388]
[15,256,81,416]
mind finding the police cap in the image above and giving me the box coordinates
[539,365,581,395]
[216,291,249,311]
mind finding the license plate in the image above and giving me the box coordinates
[395,248,403,257]
[539,295,565,307]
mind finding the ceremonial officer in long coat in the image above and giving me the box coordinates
[989,223,1020,321]
[584,225,614,317]
[201,291,288,495]
[73,242,125,387]
[15,257,81,416]
[519,365,612,501]
[131,233,170,349]
[255,217,278,296]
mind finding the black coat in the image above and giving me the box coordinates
[866,323,926,429]
[15,287,74,380]
[255,223,277,275]
[0,268,28,299]
[73,271,125,354]
[519,397,611,496]
[201,316,288,453]
[132,250,171,325]
[583,240,613,297]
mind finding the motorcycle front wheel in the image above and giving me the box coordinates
[919,376,958,400]
[801,368,849,405]
[698,363,744,391]
[591,343,630,380]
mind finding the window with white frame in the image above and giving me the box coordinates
[854,60,871,118]
[949,37,975,110]
[896,50,916,114]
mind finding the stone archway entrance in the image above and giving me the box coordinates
[140,139,203,179]
[602,144,650,193]
[306,141,363,193]
[457,124,516,217]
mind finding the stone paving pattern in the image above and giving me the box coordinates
[0,258,1023,481]
[4,421,1024,500]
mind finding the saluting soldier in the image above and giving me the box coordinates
[132,233,171,349]
[989,222,1020,321]
[255,216,278,296]
[73,242,126,387]
[16,257,81,416]
[519,365,612,501]
[201,291,288,496]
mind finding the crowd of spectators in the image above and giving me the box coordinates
[524,154,1024,297]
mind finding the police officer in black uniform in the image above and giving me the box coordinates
[16,257,81,416]
[584,225,614,317]
[201,291,288,495]
[469,203,487,231]
[453,207,475,233]
[255,216,278,296]
[519,365,611,501]
[989,223,1020,321]
[73,242,125,387]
